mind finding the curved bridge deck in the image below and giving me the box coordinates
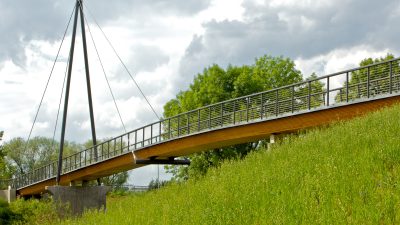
[5,57,400,196]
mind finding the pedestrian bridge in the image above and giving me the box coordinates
[2,57,400,196]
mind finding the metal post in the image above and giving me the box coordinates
[78,0,100,185]
[326,77,330,106]
[187,115,190,134]
[57,2,79,185]
[134,131,137,149]
[120,137,123,153]
[159,122,162,142]
[390,61,393,94]
[233,100,238,123]
[142,128,145,146]
[168,119,171,139]
[177,116,180,136]
[308,81,311,110]
[346,72,349,102]
[275,90,278,116]
[291,86,295,112]
[260,94,264,119]
[208,107,211,128]
[150,125,153,144]
[220,103,224,127]
[246,98,250,121]
[367,67,370,98]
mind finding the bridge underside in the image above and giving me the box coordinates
[17,95,400,196]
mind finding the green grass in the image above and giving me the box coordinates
[55,105,400,224]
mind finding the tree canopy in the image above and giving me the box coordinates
[163,55,313,181]
[1,136,128,188]
[335,53,399,102]
[2,137,80,176]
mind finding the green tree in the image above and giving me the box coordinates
[335,53,399,102]
[164,55,312,181]
[148,179,169,190]
[0,132,14,188]
[0,199,23,225]
[2,137,80,176]
[101,172,129,190]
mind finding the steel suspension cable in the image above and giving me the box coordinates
[83,13,127,133]
[82,2,161,120]
[25,5,76,150]
[51,55,69,150]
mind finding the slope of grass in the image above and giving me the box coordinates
[57,105,400,224]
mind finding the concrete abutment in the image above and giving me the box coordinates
[46,185,110,216]
[0,186,16,203]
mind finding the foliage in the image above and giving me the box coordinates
[335,53,399,102]
[164,55,320,180]
[48,104,400,224]
[0,132,13,182]
[101,172,129,190]
[0,199,22,225]
[1,137,128,188]
[2,137,81,176]
[148,179,169,190]
[9,198,60,225]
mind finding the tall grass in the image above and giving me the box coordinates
[54,104,400,224]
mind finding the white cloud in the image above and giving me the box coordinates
[1,0,399,185]
[295,46,395,77]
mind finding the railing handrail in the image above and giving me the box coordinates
[3,56,400,190]
[163,56,400,120]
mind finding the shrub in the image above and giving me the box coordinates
[9,198,59,225]
[0,199,22,225]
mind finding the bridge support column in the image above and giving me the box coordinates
[46,186,110,216]
[267,134,280,150]
[0,186,16,203]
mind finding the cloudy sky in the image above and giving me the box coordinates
[0,0,399,185]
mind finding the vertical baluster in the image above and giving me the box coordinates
[150,125,153,144]
[127,133,130,151]
[346,72,349,102]
[390,61,393,94]
[327,77,330,106]
[134,131,137,150]
[260,93,264,119]
[209,107,211,129]
[198,109,201,131]
[367,66,370,98]
[233,100,237,123]
[221,103,224,127]
[120,137,123,154]
[177,115,180,136]
[187,114,190,134]
[275,90,279,116]
[142,128,145,146]
[168,119,171,139]
[246,97,250,121]
[308,81,311,110]
[159,122,162,142]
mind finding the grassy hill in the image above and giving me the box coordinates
[57,104,400,224]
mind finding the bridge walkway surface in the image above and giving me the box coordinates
[2,57,400,196]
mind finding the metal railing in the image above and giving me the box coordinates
[4,57,400,190]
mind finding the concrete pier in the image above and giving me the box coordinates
[267,134,276,150]
[0,186,16,203]
[46,186,110,216]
